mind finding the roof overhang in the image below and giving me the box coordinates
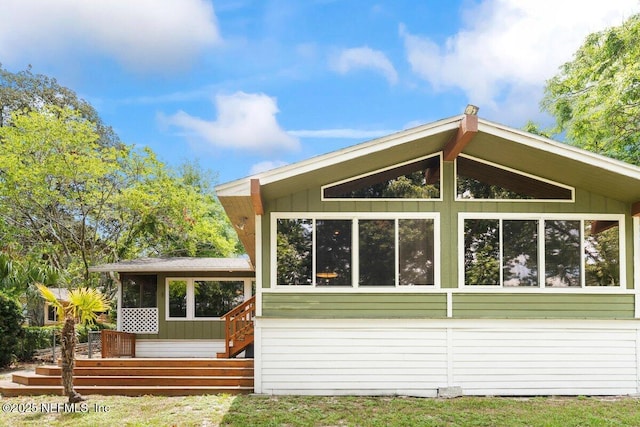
[89,257,254,274]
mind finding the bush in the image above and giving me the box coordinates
[76,322,115,343]
[0,292,25,368]
[16,325,59,361]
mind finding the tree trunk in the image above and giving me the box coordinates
[60,315,85,403]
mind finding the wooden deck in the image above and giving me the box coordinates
[0,358,253,397]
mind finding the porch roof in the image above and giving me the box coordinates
[89,257,254,274]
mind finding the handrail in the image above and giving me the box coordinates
[217,296,255,358]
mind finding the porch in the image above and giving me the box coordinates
[0,296,256,397]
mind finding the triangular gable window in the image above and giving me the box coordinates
[322,154,441,200]
[456,154,574,201]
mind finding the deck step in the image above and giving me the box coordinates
[1,358,254,397]
[72,358,253,368]
[36,366,253,377]
[13,372,253,387]
[0,381,252,397]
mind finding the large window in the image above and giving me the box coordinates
[274,214,438,287]
[166,278,251,320]
[461,215,623,288]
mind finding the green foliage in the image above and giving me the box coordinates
[76,322,114,344]
[542,14,640,164]
[0,292,24,368]
[0,106,238,288]
[15,325,59,361]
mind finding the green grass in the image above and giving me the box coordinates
[0,394,639,427]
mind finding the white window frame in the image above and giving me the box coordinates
[321,153,443,202]
[165,277,253,321]
[271,212,441,289]
[458,212,626,290]
[455,154,575,203]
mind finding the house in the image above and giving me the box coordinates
[95,111,640,397]
[89,257,255,358]
[43,288,69,325]
[214,111,640,397]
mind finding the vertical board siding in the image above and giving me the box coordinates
[256,319,640,396]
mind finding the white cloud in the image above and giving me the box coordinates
[0,0,221,72]
[250,160,289,175]
[289,128,396,139]
[400,0,640,121]
[331,46,398,85]
[164,92,300,152]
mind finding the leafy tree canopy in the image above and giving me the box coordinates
[0,67,240,293]
[542,14,640,165]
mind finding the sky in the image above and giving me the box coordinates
[1,0,639,185]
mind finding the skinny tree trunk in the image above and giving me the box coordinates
[60,315,84,403]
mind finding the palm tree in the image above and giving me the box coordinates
[37,284,108,403]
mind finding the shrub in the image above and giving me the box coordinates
[16,325,59,361]
[76,321,115,343]
[0,292,25,368]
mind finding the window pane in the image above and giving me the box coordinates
[585,221,619,286]
[277,219,313,285]
[323,156,440,199]
[316,220,352,286]
[121,274,157,308]
[194,280,244,317]
[457,157,572,200]
[399,219,435,286]
[545,220,581,287]
[168,280,187,317]
[502,220,539,287]
[359,220,395,286]
[464,219,500,285]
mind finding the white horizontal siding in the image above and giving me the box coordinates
[259,321,447,397]
[255,319,640,396]
[453,328,638,395]
[135,339,224,358]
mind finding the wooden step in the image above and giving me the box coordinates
[36,366,253,377]
[0,381,252,397]
[13,372,253,387]
[71,358,253,368]
[1,358,254,397]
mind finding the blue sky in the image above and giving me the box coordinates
[1,0,639,184]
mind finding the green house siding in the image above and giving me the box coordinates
[136,271,252,341]
[453,293,635,319]
[259,159,637,320]
[262,293,448,318]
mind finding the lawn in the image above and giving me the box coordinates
[0,394,639,427]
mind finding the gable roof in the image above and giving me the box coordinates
[216,114,640,262]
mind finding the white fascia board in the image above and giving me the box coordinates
[216,116,463,196]
[479,119,640,180]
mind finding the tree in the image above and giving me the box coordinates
[542,14,640,165]
[0,107,238,289]
[37,284,108,403]
[0,292,24,368]
[0,64,118,147]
